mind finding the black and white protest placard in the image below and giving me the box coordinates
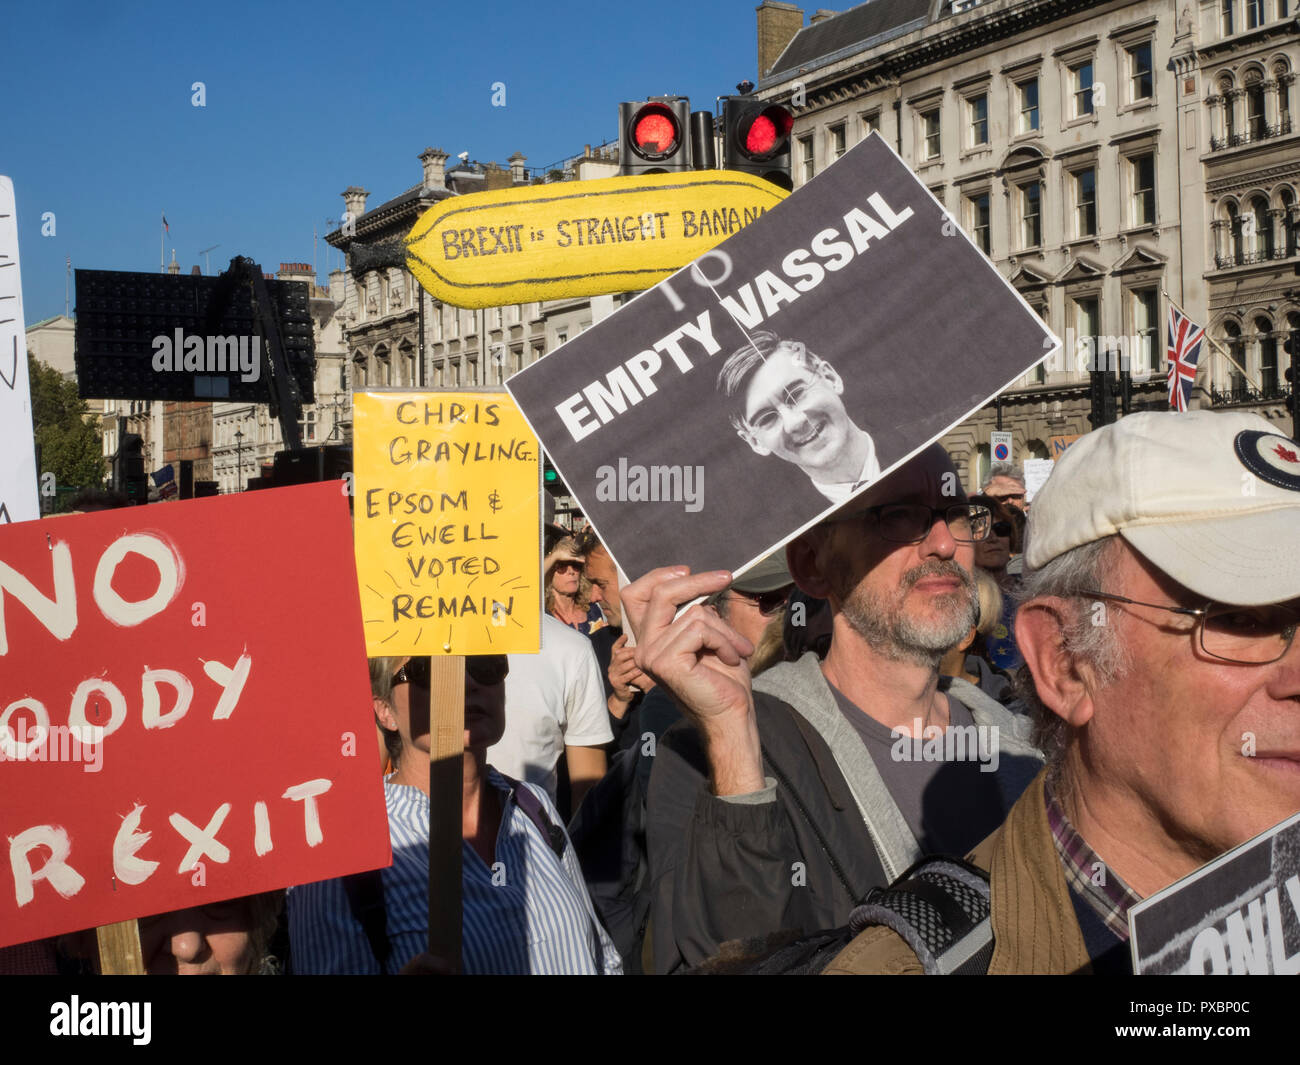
[1129,811,1300,974]
[507,133,1058,580]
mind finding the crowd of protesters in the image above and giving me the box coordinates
[6,409,1300,976]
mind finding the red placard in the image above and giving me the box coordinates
[0,483,391,949]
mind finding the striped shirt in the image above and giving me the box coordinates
[288,778,428,974]
[463,768,622,975]
[1045,780,1141,941]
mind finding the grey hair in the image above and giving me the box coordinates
[369,656,405,767]
[1014,536,1130,791]
[982,462,1025,491]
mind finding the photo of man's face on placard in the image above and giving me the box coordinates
[507,133,1058,583]
[718,331,880,504]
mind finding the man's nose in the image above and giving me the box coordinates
[920,512,959,558]
[169,929,205,964]
[779,404,809,434]
[589,582,604,603]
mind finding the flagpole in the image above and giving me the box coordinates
[160,211,165,274]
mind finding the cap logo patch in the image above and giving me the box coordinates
[1234,429,1300,491]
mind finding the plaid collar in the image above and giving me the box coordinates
[1044,779,1141,941]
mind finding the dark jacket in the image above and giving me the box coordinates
[645,653,1042,973]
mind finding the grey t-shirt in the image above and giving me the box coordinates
[829,683,1007,856]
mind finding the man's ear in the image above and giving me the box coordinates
[373,696,398,732]
[736,423,770,457]
[1016,598,1095,729]
[787,530,836,600]
[814,359,845,396]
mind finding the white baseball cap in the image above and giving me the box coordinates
[1026,410,1300,606]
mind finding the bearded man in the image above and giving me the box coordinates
[626,444,1042,972]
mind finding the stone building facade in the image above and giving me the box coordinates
[326,142,621,430]
[754,0,1300,488]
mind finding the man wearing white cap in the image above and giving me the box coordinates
[827,411,1300,974]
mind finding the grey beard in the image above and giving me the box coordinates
[840,560,978,668]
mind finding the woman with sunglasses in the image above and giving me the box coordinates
[545,536,607,635]
[970,493,1025,673]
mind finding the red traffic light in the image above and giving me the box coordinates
[630,104,681,159]
[740,105,793,159]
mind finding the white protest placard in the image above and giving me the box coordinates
[506,134,1059,582]
[0,176,40,525]
[1022,457,1055,502]
[1130,810,1300,974]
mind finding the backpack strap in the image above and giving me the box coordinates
[502,775,568,859]
[342,868,391,973]
[847,855,994,975]
[498,772,608,975]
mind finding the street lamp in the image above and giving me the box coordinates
[234,428,244,492]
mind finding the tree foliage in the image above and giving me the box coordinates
[27,355,105,510]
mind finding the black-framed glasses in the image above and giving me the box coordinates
[832,503,992,544]
[392,655,510,688]
[1076,590,1300,665]
[729,584,794,616]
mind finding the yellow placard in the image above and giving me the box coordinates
[405,170,789,308]
[353,391,541,655]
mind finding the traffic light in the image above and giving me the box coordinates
[721,96,794,190]
[1285,331,1299,439]
[543,456,564,495]
[1088,369,1117,429]
[116,433,148,505]
[619,98,692,175]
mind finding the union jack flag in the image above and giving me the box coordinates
[1166,303,1205,413]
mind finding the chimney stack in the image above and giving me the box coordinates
[419,147,449,190]
[342,185,370,221]
[757,1,804,78]
[810,8,836,24]
[508,151,527,183]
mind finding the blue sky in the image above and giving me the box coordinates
[0,0,763,322]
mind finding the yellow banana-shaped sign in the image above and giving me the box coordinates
[405,170,788,309]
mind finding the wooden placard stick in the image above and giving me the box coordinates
[96,919,145,974]
[428,655,464,972]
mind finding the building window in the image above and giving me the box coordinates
[1074,168,1097,237]
[1071,61,1095,117]
[1018,79,1040,133]
[1250,195,1274,257]
[830,124,847,160]
[861,110,881,139]
[1246,76,1266,137]
[1019,182,1042,248]
[967,94,989,146]
[968,192,992,253]
[556,330,568,347]
[1246,0,1264,27]
[1129,42,1154,101]
[339,365,346,391]
[1129,154,1156,226]
[799,135,815,183]
[1076,297,1100,364]
[1283,188,1298,256]
[299,409,317,443]
[1257,318,1278,393]
[1132,289,1160,374]
[921,109,942,159]
[1223,0,1235,35]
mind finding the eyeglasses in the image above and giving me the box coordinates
[1075,590,1300,665]
[552,560,583,575]
[832,503,992,544]
[729,585,794,616]
[391,655,510,689]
